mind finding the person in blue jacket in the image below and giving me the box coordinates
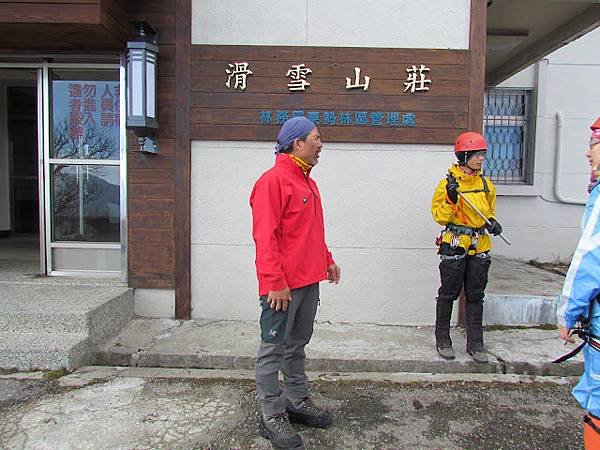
[558,116,600,449]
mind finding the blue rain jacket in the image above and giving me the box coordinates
[557,184,600,415]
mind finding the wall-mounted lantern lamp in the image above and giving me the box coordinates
[126,21,159,154]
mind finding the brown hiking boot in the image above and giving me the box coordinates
[286,397,333,429]
[259,412,303,449]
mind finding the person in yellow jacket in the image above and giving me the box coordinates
[431,131,503,363]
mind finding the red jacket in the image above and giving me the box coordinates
[250,154,334,296]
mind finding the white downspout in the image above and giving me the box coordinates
[554,111,586,205]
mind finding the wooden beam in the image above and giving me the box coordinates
[469,0,487,132]
[0,3,99,24]
[174,0,191,320]
[487,29,529,37]
[487,5,600,86]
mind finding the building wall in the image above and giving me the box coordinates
[191,141,452,324]
[192,0,470,49]
[127,1,177,290]
[492,26,600,262]
[188,0,473,324]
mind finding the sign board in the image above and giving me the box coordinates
[191,46,470,144]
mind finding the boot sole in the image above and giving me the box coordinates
[259,420,304,449]
[287,411,333,429]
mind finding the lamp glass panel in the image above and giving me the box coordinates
[146,56,156,119]
[129,53,143,117]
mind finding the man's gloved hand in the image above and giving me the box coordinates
[445,174,459,204]
[486,218,503,236]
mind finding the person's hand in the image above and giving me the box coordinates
[327,264,341,284]
[558,325,575,343]
[486,218,503,236]
[267,287,291,311]
[445,174,459,204]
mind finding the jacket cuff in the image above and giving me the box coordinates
[327,252,335,267]
[268,278,289,292]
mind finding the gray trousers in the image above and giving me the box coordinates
[255,283,319,418]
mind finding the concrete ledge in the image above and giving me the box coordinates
[57,366,580,388]
[97,318,583,377]
[484,294,559,326]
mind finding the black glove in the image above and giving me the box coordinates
[445,174,459,204]
[486,218,503,236]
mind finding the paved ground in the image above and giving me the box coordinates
[0,367,585,450]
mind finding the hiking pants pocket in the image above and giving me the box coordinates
[259,296,288,344]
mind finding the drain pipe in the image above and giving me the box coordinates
[554,111,586,205]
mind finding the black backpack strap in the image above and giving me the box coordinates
[480,175,489,193]
[460,175,490,194]
[552,328,590,363]
[584,414,600,436]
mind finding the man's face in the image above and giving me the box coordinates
[587,141,600,168]
[292,127,322,166]
[466,151,486,171]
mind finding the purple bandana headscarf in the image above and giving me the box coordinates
[275,117,316,153]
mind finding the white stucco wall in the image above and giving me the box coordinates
[192,0,470,49]
[492,27,600,262]
[191,141,453,324]
[189,0,472,325]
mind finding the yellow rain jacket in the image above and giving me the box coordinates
[431,164,497,255]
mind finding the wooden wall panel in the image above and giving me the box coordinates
[0,1,130,50]
[127,0,177,290]
[0,3,99,23]
[469,0,487,132]
[191,45,470,144]
[174,0,192,319]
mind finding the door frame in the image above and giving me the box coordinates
[0,60,127,281]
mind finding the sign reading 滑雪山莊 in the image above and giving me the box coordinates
[192,46,470,144]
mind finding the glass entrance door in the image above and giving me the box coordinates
[44,67,125,276]
[0,61,126,279]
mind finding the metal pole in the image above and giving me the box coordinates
[457,191,512,245]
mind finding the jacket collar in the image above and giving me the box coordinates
[276,153,311,178]
[449,163,481,181]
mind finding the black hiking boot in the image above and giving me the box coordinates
[435,299,455,360]
[259,413,303,449]
[468,349,489,364]
[437,344,456,360]
[466,301,488,363]
[286,397,333,428]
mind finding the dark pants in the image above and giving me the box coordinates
[435,244,491,352]
[255,283,319,418]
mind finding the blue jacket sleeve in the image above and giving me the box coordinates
[559,189,600,328]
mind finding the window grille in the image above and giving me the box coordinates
[483,88,534,184]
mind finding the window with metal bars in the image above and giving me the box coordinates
[483,88,534,184]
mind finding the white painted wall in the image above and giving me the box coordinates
[191,141,453,325]
[189,0,472,325]
[492,27,600,262]
[192,0,470,49]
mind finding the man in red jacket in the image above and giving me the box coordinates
[250,116,341,449]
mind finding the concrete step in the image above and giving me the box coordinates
[0,331,89,370]
[0,311,89,333]
[0,284,135,371]
[97,318,583,377]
